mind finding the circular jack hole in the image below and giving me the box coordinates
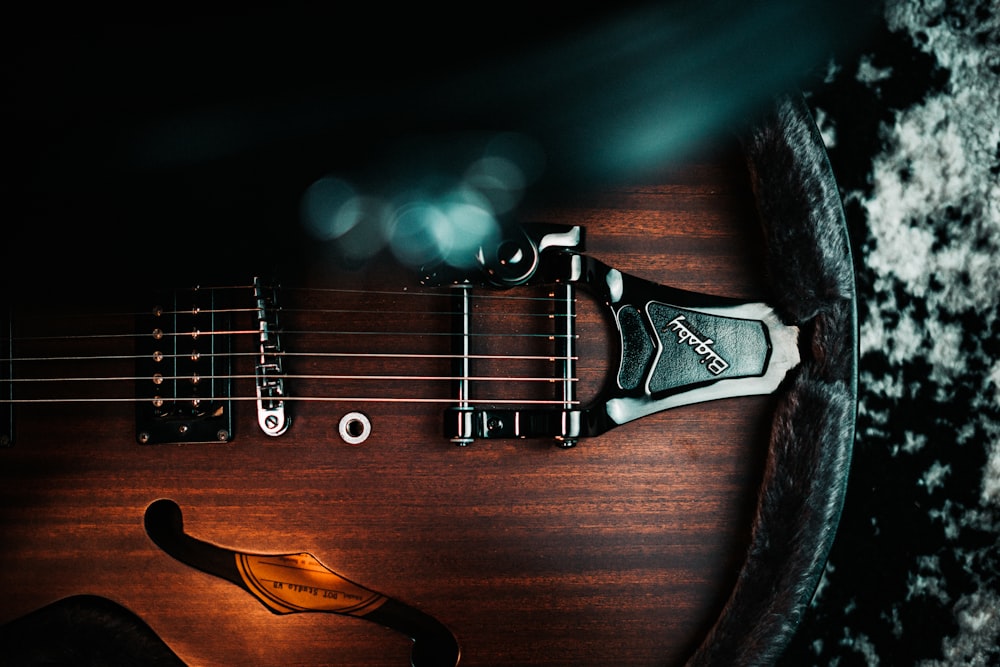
[338,412,372,445]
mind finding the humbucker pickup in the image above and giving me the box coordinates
[135,286,235,445]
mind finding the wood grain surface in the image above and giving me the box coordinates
[0,140,778,666]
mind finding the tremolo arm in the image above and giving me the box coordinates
[425,223,800,447]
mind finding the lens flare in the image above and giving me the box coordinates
[385,186,500,269]
[302,131,531,270]
[464,156,525,215]
[331,195,393,263]
[386,201,452,267]
[437,187,501,269]
[300,176,359,241]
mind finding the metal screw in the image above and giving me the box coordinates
[138,432,150,444]
[264,415,280,430]
[217,430,230,442]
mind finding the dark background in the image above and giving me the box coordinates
[7,2,998,665]
[3,3,873,285]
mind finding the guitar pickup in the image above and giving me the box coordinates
[135,286,235,445]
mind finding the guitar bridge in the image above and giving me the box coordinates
[253,277,290,437]
[430,225,584,446]
[435,224,800,446]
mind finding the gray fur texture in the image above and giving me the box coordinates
[688,92,858,666]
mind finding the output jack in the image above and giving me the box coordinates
[338,412,372,445]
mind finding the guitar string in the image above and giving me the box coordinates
[0,307,578,362]
[0,396,580,405]
[0,326,578,384]
[1,325,576,343]
[2,284,572,324]
[280,286,565,303]
[1,282,575,342]
[0,306,572,323]
[1,345,582,403]
[0,350,578,389]
[1,285,582,404]
[2,365,582,402]
[278,307,569,318]
[4,373,576,383]
[2,351,575,363]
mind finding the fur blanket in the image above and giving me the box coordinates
[779,2,1000,664]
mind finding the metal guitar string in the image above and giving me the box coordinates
[3,284,574,323]
[0,285,583,405]
[0,351,569,363]
[0,397,579,405]
[280,308,568,318]
[3,374,576,383]
[282,286,561,302]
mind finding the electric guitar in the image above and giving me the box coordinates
[0,143,799,666]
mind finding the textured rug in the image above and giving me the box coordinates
[780,1,1000,665]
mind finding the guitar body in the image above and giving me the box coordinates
[1,140,780,666]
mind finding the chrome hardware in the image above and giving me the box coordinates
[254,277,290,437]
[338,412,372,445]
[422,223,584,289]
[439,223,800,445]
[136,284,233,444]
[440,224,586,446]
[449,284,475,446]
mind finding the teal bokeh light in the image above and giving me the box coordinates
[300,176,359,241]
[302,132,537,269]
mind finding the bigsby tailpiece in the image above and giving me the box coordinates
[422,223,800,447]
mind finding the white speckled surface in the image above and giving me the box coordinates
[781,1,1000,664]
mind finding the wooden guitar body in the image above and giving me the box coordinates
[1,94,856,666]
